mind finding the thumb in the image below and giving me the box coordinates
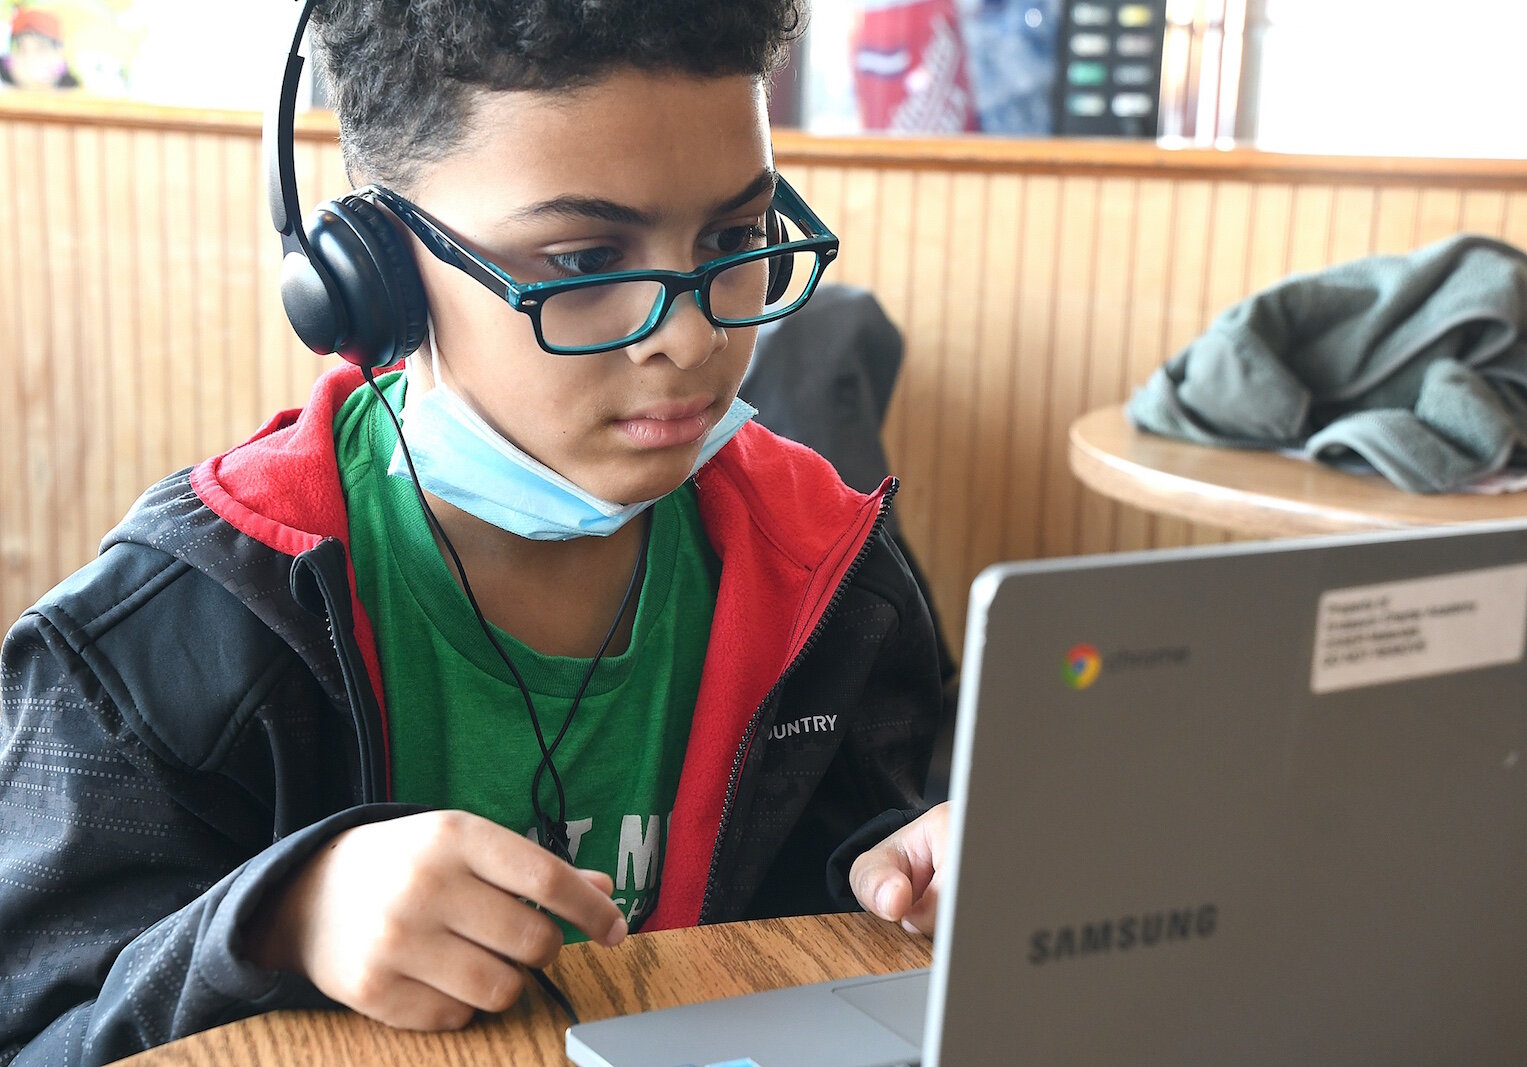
[849,839,917,922]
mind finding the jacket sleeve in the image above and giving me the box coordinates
[0,609,414,1067]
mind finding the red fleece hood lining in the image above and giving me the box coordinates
[190,459,323,561]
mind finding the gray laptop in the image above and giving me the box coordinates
[567,521,1527,1066]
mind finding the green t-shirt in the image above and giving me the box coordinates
[333,373,718,935]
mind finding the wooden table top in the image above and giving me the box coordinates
[1070,405,1527,538]
[114,912,931,1067]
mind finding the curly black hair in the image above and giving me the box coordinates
[311,0,807,187]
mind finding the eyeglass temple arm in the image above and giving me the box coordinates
[772,177,836,241]
[364,185,521,299]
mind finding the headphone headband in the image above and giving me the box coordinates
[267,0,320,260]
[265,0,428,365]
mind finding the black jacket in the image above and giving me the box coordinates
[0,365,942,1065]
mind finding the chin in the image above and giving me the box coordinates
[600,457,701,505]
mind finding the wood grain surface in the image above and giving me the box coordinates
[1070,405,1527,537]
[112,912,931,1067]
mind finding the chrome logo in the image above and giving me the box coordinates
[1063,643,1102,690]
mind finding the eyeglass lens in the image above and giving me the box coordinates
[537,247,820,351]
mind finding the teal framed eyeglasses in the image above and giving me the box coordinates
[366,176,839,356]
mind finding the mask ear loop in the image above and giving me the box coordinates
[360,357,646,1026]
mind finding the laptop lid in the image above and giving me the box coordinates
[928,519,1527,1065]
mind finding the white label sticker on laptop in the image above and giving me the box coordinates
[1311,563,1527,694]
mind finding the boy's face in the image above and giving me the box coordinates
[404,69,774,506]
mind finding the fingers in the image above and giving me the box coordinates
[897,870,942,935]
[398,930,530,1017]
[453,816,627,947]
[850,839,920,922]
[576,868,615,895]
[273,810,632,1032]
[445,881,568,970]
[354,972,482,1032]
[848,804,951,936]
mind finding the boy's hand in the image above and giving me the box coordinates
[245,809,626,1030]
[848,802,949,937]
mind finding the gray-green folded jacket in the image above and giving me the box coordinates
[1127,234,1527,493]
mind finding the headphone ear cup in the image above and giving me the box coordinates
[764,206,793,306]
[280,246,348,356]
[298,196,429,370]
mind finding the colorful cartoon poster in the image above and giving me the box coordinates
[0,2,308,109]
[0,1,140,93]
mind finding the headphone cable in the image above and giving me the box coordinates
[361,363,645,1026]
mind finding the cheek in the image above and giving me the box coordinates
[418,266,545,381]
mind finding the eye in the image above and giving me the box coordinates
[704,223,768,257]
[544,246,622,277]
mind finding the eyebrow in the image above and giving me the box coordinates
[504,168,779,228]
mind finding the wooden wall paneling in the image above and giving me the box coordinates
[12,104,1527,648]
[1038,176,1100,559]
[70,125,111,569]
[834,167,881,290]
[1245,182,1294,294]
[1505,193,1527,251]
[1284,184,1335,276]
[0,123,26,624]
[191,134,229,460]
[1414,188,1464,246]
[1460,190,1508,238]
[256,134,294,424]
[44,123,89,584]
[800,164,845,256]
[161,132,200,475]
[132,130,171,489]
[1203,182,1255,333]
[873,168,916,503]
[926,171,989,636]
[225,135,265,443]
[1327,185,1379,265]
[1372,187,1421,254]
[789,163,817,207]
[14,122,57,611]
[102,128,141,540]
[887,170,952,579]
[961,173,1024,616]
[1002,175,1059,565]
[1114,179,1176,554]
[1150,179,1213,550]
[1075,177,1139,556]
[1187,180,1261,547]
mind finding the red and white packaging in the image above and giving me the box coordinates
[851,0,979,133]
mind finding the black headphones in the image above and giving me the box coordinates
[267,0,792,371]
[267,0,427,370]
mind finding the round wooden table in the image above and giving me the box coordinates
[1069,405,1527,538]
[113,912,930,1067]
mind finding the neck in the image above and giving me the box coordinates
[425,491,650,658]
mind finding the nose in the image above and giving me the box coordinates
[626,291,726,370]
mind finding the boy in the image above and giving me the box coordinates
[0,1,951,1063]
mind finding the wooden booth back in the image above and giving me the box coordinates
[4,96,1526,647]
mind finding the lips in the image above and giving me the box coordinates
[613,397,716,449]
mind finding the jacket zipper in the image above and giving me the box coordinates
[696,480,899,923]
[290,538,387,805]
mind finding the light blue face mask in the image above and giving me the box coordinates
[387,361,756,541]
